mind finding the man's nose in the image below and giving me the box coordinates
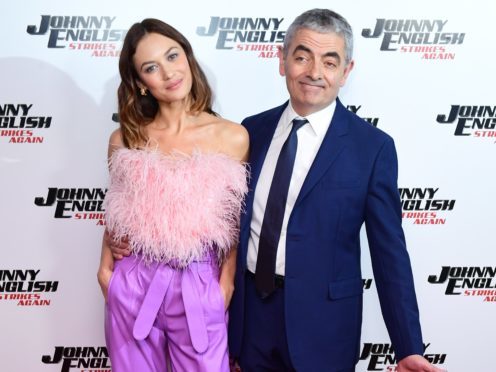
[307,61,322,80]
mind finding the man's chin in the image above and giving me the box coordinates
[292,100,330,116]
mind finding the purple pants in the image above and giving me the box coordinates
[105,254,229,372]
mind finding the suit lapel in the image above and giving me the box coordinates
[294,99,350,208]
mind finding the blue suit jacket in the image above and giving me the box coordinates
[228,99,424,371]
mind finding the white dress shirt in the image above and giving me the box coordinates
[247,100,336,276]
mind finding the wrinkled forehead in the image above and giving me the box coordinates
[288,29,347,58]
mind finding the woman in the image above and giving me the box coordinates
[97,19,248,371]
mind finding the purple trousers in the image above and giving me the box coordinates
[105,254,229,372]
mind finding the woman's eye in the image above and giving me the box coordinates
[145,65,158,73]
[168,53,179,61]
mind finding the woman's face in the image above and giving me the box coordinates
[133,32,193,104]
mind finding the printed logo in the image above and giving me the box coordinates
[0,104,52,143]
[347,105,380,127]
[26,16,126,57]
[362,18,465,59]
[363,279,373,290]
[0,270,58,306]
[42,346,111,372]
[359,342,446,371]
[35,188,106,225]
[196,17,285,58]
[399,188,455,225]
[428,266,496,302]
[436,105,496,140]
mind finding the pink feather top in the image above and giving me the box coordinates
[104,148,248,266]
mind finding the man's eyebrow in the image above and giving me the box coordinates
[292,44,312,55]
[323,51,341,64]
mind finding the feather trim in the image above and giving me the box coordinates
[104,148,248,266]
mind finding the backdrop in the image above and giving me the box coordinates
[1,0,495,371]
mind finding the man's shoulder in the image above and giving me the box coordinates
[344,105,392,143]
[241,102,288,128]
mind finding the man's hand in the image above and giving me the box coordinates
[104,229,131,260]
[397,355,446,372]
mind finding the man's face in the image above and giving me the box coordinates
[279,28,354,117]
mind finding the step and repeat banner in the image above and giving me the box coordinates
[1,0,494,371]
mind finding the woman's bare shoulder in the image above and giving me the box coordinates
[212,117,249,161]
[107,128,125,158]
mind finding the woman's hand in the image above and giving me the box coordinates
[97,266,113,302]
[397,355,446,372]
[219,280,234,311]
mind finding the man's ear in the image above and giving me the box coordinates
[339,60,355,87]
[278,46,286,77]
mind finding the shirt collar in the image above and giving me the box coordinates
[282,100,337,137]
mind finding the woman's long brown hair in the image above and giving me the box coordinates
[117,18,215,148]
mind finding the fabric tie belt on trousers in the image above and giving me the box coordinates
[132,258,214,354]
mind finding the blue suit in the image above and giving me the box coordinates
[229,99,424,371]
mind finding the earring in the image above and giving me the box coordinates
[140,87,147,96]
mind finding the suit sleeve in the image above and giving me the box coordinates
[364,137,424,360]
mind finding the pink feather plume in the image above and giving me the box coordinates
[104,148,249,266]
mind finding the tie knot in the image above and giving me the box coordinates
[292,118,308,132]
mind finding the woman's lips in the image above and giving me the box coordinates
[166,79,183,90]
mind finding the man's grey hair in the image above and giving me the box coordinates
[283,9,354,65]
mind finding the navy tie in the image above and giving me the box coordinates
[255,118,308,298]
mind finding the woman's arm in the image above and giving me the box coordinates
[96,129,124,300]
[97,234,115,301]
[218,122,249,310]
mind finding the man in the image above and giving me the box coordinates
[108,9,442,372]
[227,9,442,372]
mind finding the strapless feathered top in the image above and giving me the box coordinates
[104,148,248,266]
